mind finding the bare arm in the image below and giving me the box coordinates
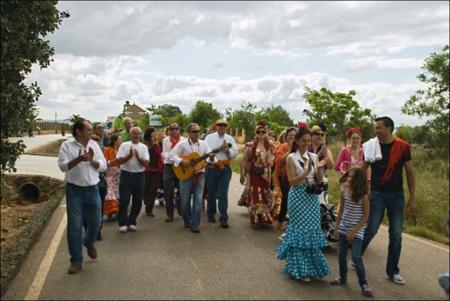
[286,156,311,187]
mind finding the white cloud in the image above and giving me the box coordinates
[51,1,449,56]
[344,57,424,72]
[28,54,426,126]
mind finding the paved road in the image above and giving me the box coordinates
[3,136,449,300]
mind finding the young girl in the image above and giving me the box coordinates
[331,167,373,297]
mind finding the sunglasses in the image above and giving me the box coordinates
[216,123,227,127]
[313,132,324,137]
[256,130,266,134]
[190,130,200,133]
[170,127,179,130]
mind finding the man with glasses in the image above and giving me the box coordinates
[169,123,214,233]
[162,123,186,222]
[205,118,238,228]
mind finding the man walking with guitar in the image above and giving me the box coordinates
[170,123,215,233]
[205,118,238,228]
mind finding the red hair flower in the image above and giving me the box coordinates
[297,121,308,129]
[345,127,361,137]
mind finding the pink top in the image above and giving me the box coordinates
[335,146,364,174]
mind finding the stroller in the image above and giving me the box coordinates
[279,184,338,244]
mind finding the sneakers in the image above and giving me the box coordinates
[119,226,128,233]
[330,278,346,285]
[390,274,406,285]
[128,225,137,231]
[67,263,82,274]
[299,277,311,283]
[190,226,200,233]
[361,284,373,297]
[86,245,97,259]
[220,221,229,228]
[165,216,174,223]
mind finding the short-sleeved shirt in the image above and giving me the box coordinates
[116,141,149,173]
[370,142,411,192]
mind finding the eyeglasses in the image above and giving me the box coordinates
[190,130,200,133]
[170,127,179,130]
[313,132,324,137]
[216,124,227,127]
[256,130,266,134]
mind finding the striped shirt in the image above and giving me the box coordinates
[338,191,365,240]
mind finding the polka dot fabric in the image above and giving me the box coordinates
[276,185,331,279]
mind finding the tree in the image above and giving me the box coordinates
[69,114,83,124]
[147,104,183,128]
[225,101,258,142]
[189,101,221,129]
[0,1,69,173]
[303,87,374,141]
[113,116,123,130]
[256,104,294,129]
[402,45,449,155]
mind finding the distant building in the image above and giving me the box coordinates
[122,100,146,121]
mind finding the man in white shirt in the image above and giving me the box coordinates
[58,119,107,274]
[162,123,186,222]
[204,118,238,228]
[169,123,214,233]
[116,127,149,232]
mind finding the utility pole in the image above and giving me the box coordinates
[55,112,58,134]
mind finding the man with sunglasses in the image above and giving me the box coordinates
[169,123,215,233]
[205,118,238,228]
[162,123,186,222]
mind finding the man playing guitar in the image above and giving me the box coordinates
[169,123,215,233]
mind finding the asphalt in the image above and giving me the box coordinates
[3,135,449,300]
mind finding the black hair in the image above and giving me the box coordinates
[72,118,88,137]
[290,127,311,153]
[375,116,394,133]
[108,133,119,147]
[143,127,156,142]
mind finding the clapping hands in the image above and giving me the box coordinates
[79,148,94,162]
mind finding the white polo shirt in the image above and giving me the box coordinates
[116,141,150,173]
[58,138,107,187]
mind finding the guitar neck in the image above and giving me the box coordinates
[191,154,210,165]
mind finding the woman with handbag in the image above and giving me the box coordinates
[276,123,331,282]
[238,125,276,226]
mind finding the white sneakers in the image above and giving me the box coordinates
[119,226,127,233]
[390,274,406,285]
[128,225,137,231]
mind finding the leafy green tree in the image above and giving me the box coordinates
[395,125,413,143]
[402,45,449,155]
[69,114,83,124]
[189,101,221,129]
[0,1,68,173]
[303,87,374,141]
[147,104,183,128]
[136,112,150,130]
[113,116,124,130]
[225,101,258,142]
[255,104,294,129]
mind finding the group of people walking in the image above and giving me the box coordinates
[58,115,423,298]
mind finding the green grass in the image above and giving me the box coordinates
[233,142,449,245]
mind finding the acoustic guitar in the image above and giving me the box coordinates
[173,142,232,181]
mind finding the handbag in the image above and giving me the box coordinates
[252,165,265,176]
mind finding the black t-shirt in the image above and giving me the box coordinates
[370,142,412,192]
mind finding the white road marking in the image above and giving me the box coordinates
[24,213,67,300]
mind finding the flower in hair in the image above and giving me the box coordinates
[297,121,308,129]
[345,127,361,137]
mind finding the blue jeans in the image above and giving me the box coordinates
[179,174,205,227]
[119,171,145,227]
[338,234,367,287]
[362,190,404,277]
[65,183,102,264]
[206,166,232,222]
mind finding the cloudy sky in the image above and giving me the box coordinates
[27,1,449,126]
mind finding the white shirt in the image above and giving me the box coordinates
[116,141,150,173]
[288,151,319,185]
[169,139,214,172]
[162,136,187,164]
[204,132,238,161]
[58,138,107,187]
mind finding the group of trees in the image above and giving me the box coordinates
[1,0,448,173]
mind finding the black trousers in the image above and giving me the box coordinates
[144,171,162,212]
[163,164,180,218]
[118,171,145,226]
[277,175,290,223]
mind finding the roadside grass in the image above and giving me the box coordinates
[233,142,449,245]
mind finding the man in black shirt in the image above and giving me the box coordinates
[361,116,416,285]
